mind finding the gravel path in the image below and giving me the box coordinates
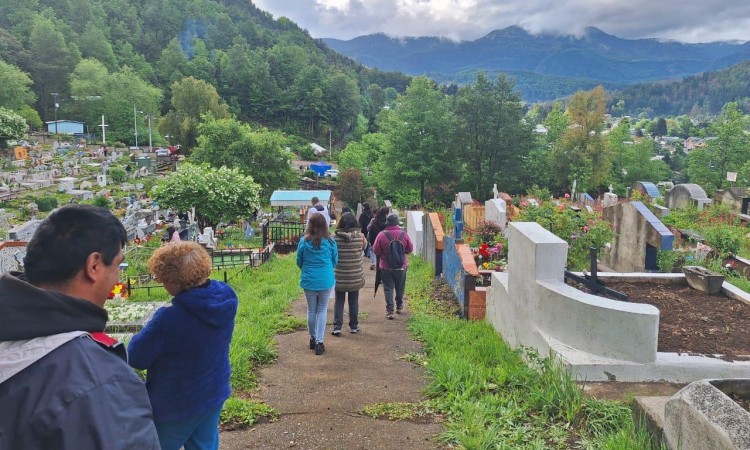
[220,257,443,450]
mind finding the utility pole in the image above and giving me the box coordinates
[134,105,139,148]
[51,92,59,136]
[145,113,154,152]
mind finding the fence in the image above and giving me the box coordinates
[125,244,273,297]
[262,219,305,254]
[463,204,485,232]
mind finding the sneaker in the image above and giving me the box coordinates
[315,342,326,355]
[396,307,403,314]
[350,328,359,334]
[331,329,342,336]
[309,337,315,349]
[370,264,375,270]
[386,313,394,320]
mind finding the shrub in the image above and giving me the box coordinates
[109,167,127,183]
[703,225,744,259]
[35,196,58,212]
[92,195,111,208]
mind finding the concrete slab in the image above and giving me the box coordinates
[634,396,669,447]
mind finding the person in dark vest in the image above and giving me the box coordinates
[373,213,414,320]
[332,212,367,335]
[367,206,389,270]
[0,205,160,449]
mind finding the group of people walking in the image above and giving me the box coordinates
[297,201,414,355]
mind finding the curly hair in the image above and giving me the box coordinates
[148,241,212,291]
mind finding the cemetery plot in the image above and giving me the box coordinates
[606,282,750,360]
[104,300,167,332]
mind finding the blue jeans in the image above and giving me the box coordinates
[305,288,332,343]
[154,405,223,450]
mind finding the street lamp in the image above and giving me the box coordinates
[50,92,59,136]
[144,113,154,152]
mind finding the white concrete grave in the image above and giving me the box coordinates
[406,211,424,256]
[486,222,750,383]
[485,198,507,231]
[80,181,93,190]
[602,192,618,207]
[57,177,77,193]
[97,173,107,187]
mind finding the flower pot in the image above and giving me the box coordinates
[682,266,725,294]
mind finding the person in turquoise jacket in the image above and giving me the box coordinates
[296,213,338,355]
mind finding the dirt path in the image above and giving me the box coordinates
[220,257,443,450]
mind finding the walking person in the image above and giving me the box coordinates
[306,196,331,228]
[0,205,160,449]
[373,213,414,320]
[297,213,338,355]
[332,212,367,336]
[367,206,389,270]
[359,202,373,259]
[128,241,238,450]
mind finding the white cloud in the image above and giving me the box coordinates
[252,0,750,43]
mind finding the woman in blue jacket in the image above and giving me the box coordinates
[128,241,238,450]
[296,213,338,355]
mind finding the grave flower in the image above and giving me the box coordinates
[108,282,127,300]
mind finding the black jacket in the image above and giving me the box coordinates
[0,273,160,449]
[359,210,372,236]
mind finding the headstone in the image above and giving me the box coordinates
[585,205,594,214]
[8,220,42,242]
[57,177,77,193]
[603,192,618,208]
[97,173,107,187]
[198,227,217,249]
[406,211,424,256]
[485,198,507,231]
[80,181,93,190]
[492,183,499,199]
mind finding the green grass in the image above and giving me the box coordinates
[403,256,664,449]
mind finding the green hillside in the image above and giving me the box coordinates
[0,0,409,146]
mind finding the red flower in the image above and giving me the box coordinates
[479,243,490,258]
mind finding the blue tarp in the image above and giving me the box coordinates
[270,190,331,207]
[310,161,332,177]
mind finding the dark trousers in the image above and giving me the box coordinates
[334,290,360,330]
[381,269,406,313]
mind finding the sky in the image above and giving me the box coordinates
[252,0,750,43]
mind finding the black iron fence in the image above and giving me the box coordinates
[262,219,305,254]
[126,244,273,297]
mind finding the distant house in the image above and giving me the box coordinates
[46,120,84,135]
[683,137,706,152]
[533,124,548,135]
[310,143,327,156]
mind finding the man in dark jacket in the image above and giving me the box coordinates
[373,213,414,319]
[0,205,160,449]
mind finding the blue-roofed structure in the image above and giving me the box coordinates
[633,181,662,199]
[270,190,332,207]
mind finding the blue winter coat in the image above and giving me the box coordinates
[128,280,238,422]
[296,236,338,291]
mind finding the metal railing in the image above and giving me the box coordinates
[261,219,305,254]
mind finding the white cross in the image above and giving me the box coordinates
[98,115,108,145]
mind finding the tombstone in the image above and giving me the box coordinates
[665,184,712,210]
[406,211,424,256]
[57,177,77,193]
[97,173,107,187]
[198,227,217,249]
[384,200,393,209]
[8,220,42,242]
[584,205,594,214]
[492,183,499,199]
[602,192,618,208]
[485,198,507,231]
[79,181,92,190]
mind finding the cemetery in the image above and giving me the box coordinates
[2,139,749,449]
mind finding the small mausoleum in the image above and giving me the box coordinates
[46,120,84,135]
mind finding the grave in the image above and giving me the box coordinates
[57,177,77,193]
[405,210,424,256]
[0,242,26,273]
[632,181,663,201]
[714,187,750,214]
[666,183,713,210]
[485,221,750,382]
[485,198,507,231]
[602,201,674,272]
[8,220,42,242]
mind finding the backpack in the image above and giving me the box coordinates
[384,230,406,268]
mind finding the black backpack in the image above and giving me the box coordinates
[384,230,406,268]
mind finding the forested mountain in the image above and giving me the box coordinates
[324,27,750,102]
[608,61,750,117]
[0,0,410,146]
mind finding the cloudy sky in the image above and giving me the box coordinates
[252,0,750,43]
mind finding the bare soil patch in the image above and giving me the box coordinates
[606,282,750,360]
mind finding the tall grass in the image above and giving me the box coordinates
[405,256,663,449]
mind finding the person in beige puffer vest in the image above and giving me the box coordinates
[332,212,367,335]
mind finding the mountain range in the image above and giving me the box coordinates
[324,27,750,102]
